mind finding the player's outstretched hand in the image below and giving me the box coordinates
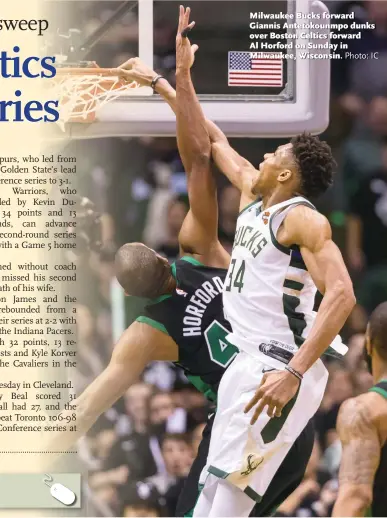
[244,369,300,424]
[115,57,157,87]
[176,5,199,71]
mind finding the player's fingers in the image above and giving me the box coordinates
[113,68,135,82]
[244,389,263,413]
[267,402,276,418]
[118,57,136,70]
[181,21,195,38]
[185,6,191,26]
[274,406,282,418]
[250,398,268,425]
[178,5,184,33]
[274,400,285,416]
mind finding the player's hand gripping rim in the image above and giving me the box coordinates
[244,369,301,425]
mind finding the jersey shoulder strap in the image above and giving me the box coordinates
[268,196,316,255]
[369,380,387,400]
[238,198,262,218]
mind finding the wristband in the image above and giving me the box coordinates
[151,75,164,90]
[285,365,303,382]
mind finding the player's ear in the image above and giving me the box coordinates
[277,169,292,183]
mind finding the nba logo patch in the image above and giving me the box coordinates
[262,211,270,224]
[176,288,187,297]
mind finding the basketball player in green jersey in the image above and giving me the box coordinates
[333,302,387,517]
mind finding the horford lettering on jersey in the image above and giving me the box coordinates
[183,276,225,336]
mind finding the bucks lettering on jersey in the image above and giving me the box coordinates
[223,196,345,358]
[136,257,237,401]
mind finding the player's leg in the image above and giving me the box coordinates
[195,352,327,517]
[206,478,255,517]
[193,474,219,517]
[182,415,314,517]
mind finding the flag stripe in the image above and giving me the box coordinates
[251,65,282,69]
[229,80,282,85]
[230,72,282,76]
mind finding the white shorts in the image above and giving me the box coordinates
[199,350,328,502]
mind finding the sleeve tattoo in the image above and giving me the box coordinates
[337,397,381,486]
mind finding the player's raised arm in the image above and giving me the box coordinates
[175,6,209,176]
[40,322,177,464]
[333,397,381,517]
[173,6,226,264]
[116,56,256,207]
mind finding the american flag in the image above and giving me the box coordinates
[228,51,283,87]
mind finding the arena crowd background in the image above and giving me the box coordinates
[59,0,387,515]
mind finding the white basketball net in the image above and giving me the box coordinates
[52,73,139,130]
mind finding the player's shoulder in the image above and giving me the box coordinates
[337,393,382,440]
[284,202,328,227]
[282,203,331,244]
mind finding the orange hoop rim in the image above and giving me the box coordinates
[55,67,124,77]
[53,66,140,89]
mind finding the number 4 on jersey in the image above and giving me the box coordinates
[225,259,246,293]
[204,320,238,367]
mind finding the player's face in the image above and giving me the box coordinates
[252,143,294,195]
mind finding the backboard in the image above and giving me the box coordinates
[44,0,331,138]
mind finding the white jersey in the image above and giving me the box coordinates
[223,196,346,359]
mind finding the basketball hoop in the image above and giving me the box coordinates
[51,65,140,129]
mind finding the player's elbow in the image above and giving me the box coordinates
[334,485,372,516]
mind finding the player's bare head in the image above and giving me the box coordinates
[115,243,173,298]
[367,301,387,362]
[252,133,335,199]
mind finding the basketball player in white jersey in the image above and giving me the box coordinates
[116,8,354,515]
[152,9,357,518]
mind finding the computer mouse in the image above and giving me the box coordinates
[50,483,76,506]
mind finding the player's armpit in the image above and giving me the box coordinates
[333,397,381,517]
[211,140,257,210]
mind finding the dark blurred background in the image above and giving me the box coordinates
[54,1,387,516]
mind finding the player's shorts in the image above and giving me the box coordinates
[176,410,315,517]
[198,349,328,502]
